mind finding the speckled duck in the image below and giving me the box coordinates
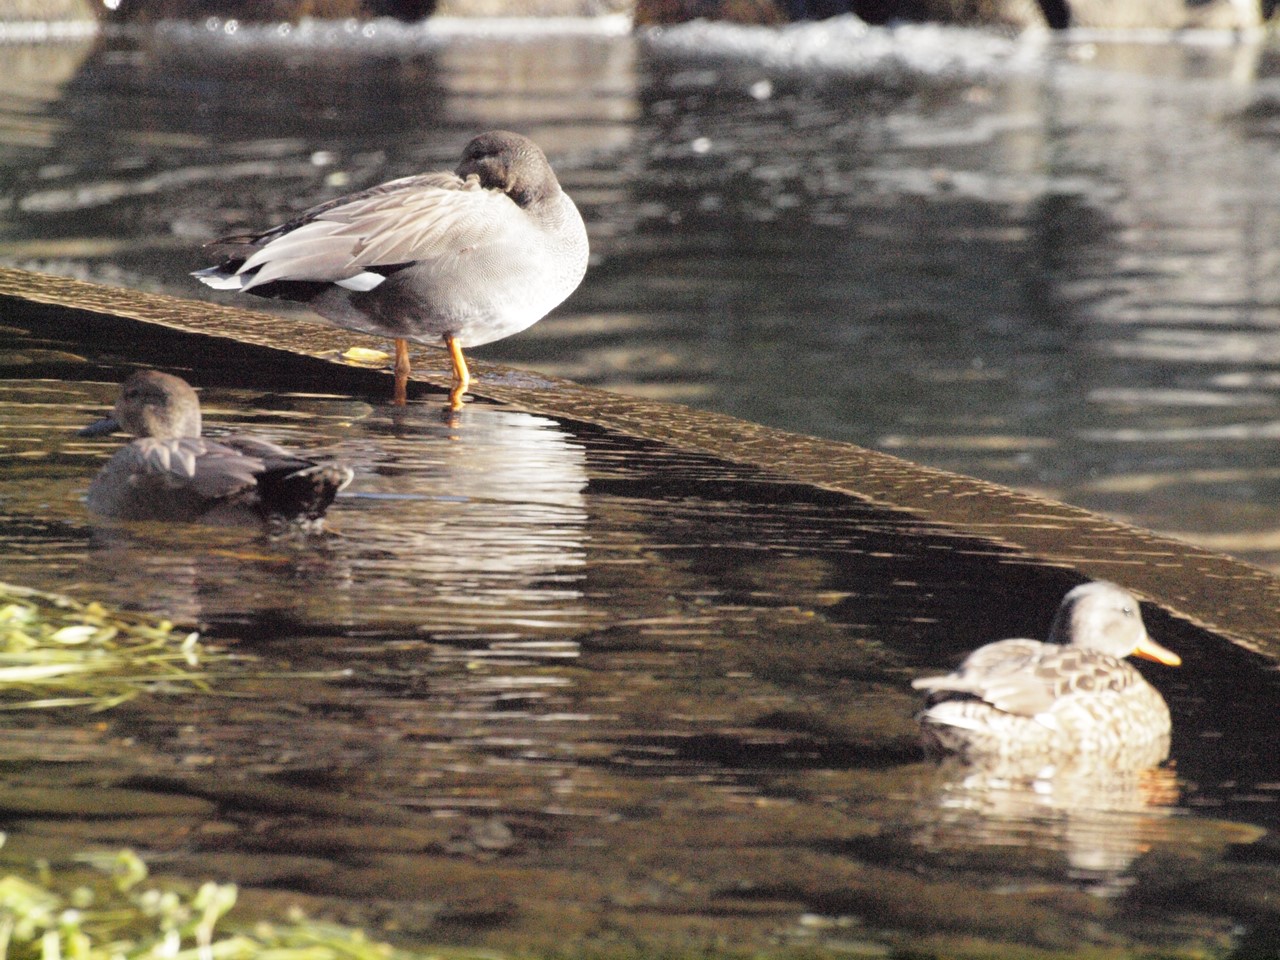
[912,581,1181,770]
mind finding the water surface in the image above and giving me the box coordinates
[2,18,1280,570]
[3,17,1280,956]
[3,311,1280,955]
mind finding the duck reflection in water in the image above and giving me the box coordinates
[80,370,352,531]
[915,760,1187,896]
[193,131,589,409]
[76,398,588,632]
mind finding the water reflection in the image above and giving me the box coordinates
[4,21,1280,954]
[332,403,591,638]
[913,762,1198,900]
[0,376,589,633]
[1,343,1280,952]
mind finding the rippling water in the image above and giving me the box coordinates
[4,24,1280,949]
[3,313,1280,953]
[3,19,1280,570]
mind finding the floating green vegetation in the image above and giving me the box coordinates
[0,583,224,711]
[0,846,495,960]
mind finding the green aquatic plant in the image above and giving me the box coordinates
[0,583,222,710]
[0,846,496,960]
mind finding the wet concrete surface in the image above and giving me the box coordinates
[2,265,1280,956]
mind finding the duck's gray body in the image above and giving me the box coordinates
[193,131,589,352]
[82,371,352,528]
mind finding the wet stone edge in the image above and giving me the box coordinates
[2,264,1278,659]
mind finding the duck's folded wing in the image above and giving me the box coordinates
[912,638,1059,717]
[124,437,263,500]
[221,436,348,486]
[911,638,1042,693]
[951,673,1061,718]
[232,174,518,290]
[221,434,303,463]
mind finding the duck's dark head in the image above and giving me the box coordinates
[81,370,203,441]
[456,130,561,208]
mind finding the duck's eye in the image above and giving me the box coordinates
[1121,606,1133,616]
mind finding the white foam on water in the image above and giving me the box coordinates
[641,15,1051,80]
[427,13,632,35]
[642,14,1268,83]
[153,12,631,51]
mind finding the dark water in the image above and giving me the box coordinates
[2,19,1280,571]
[4,17,1280,956]
[4,291,1280,955]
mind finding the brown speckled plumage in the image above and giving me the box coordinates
[912,582,1181,771]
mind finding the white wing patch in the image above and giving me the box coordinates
[335,271,387,291]
[191,267,246,290]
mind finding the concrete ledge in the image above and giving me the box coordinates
[3,265,1278,659]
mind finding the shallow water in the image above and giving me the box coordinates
[4,16,1280,955]
[4,311,1280,954]
[2,19,1280,572]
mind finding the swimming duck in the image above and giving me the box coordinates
[80,370,352,529]
[193,130,589,408]
[912,581,1181,767]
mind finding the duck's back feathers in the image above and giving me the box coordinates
[210,173,505,290]
[87,437,260,522]
[913,639,1146,719]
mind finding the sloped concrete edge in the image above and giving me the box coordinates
[2,265,1277,657]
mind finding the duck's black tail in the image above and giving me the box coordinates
[255,462,354,528]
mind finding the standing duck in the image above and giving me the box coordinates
[193,130,589,408]
[912,581,1181,768]
[80,370,352,529]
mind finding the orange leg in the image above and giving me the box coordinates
[392,338,410,406]
[445,334,470,410]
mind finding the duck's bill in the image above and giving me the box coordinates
[1134,635,1182,667]
[78,416,121,438]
